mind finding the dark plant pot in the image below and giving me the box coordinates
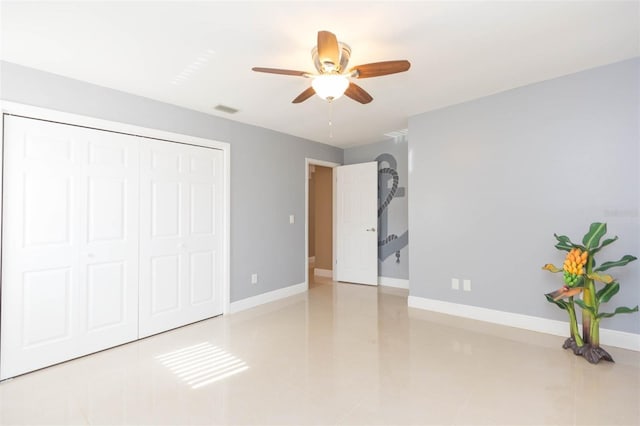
[563,337,614,364]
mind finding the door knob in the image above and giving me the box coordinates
[366,227,376,232]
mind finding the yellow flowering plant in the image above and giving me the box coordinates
[543,222,638,364]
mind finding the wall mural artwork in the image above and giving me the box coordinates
[377,153,408,263]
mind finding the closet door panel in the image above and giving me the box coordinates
[190,183,215,234]
[1,116,139,379]
[150,254,181,314]
[182,145,223,320]
[186,145,221,312]
[139,141,223,338]
[24,174,72,246]
[87,177,126,241]
[22,268,73,346]
[77,130,139,352]
[151,181,182,238]
[1,117,81,380]
[189,250,214,304]
[86,261,126,330]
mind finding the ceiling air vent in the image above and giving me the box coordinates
[213,104,239,114]
[384,128,408,142]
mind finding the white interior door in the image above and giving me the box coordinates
[335,162,378,285]
[138,140,223,338]
[1,116,139,379]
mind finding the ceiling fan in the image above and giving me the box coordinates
[252,31,411,104]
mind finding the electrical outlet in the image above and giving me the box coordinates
[251,273,258,284]
[463,279,471,292]
[451,278,460,290]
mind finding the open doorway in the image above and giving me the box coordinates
[305,158,339,289]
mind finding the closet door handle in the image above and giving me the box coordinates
[366,227,376,232]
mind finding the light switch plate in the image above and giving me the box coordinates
[451,278,459,290]
[289,214,295,224]
[463,279,471,291]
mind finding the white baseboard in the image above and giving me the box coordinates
[378,277,409,289]
[229,282,306,314]
[314,268,333,278]
[407,296,640,352]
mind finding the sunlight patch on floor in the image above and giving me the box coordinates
[156,342,248,389]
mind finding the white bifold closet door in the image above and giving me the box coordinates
[1,116,140,379]
[138,140,223,338]
[1,115,224,380]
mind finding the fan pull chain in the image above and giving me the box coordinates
[328,99,333,139]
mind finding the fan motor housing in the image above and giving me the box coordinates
[312,42,351,73]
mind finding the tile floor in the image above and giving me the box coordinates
[0,274,639,425]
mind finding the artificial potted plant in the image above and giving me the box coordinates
[543,222,638,364]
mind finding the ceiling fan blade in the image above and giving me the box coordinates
[292,86,316,104]
[344,82,373,104]
[252,67,308,77]
[317,31,340,71]
[350,60,411,78]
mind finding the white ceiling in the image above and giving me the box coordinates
[1,1,638,148]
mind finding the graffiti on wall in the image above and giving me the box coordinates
[377,153,408,263]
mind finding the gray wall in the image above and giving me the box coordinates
[345,139,409,280]
[408,58,639,334]
[0,61,343,303]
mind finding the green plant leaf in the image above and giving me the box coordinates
[595,255,638,272]
[590,236,618,254]
[596,282,620,304]
[574,299,596,315]
[582,222,607,250]
[554,234,572,244]
[545,293,567,310]
[554,241,574,252]
[553,233,583,251]
[597,305,639,319]
[587,272,614,284]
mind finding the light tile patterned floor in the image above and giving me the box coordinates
[1,274,638,425]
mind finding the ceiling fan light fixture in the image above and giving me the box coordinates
[311,74,349,101]
[252,31,409,105]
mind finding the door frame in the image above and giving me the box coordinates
[0,101,232,313]
[305,158,340,289]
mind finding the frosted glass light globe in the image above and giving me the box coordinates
[311,75,349,101]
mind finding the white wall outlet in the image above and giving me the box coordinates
[463,279,471,292]
[251,273,258,284]
[289,214,295,224]
[451,278,460,290]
